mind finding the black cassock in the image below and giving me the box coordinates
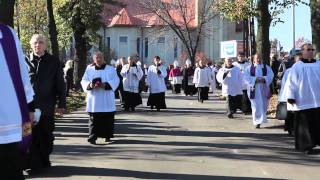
[294,108,320,151]
[182,67,197,96]
[89,112,115,140]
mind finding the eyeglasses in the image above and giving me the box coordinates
[304,48,315,51]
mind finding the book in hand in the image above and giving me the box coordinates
[92,77,102,88]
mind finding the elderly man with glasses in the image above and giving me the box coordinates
[284,43,320,154]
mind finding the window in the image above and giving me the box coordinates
[235,21,243,32]
[119,36,128,43]
[174,38,178,58]
[137,37,140,54]
[145,37,148,58]
[158,37,165,43]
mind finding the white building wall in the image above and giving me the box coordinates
[102,27,182,66]
[202,17,242,62]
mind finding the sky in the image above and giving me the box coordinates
[269,1,311,51]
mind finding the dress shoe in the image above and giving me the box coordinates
[87,138,96,145]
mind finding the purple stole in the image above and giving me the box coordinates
[249,64,271,99]
[0,24,32,154]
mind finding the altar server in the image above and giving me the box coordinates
[193,60,213,103]
[147,56,167,111]
[284,43,320,154]
[182,59,197,96]
[217,58,243,118]
[121,56,143,111]
[233,53,252,114]
[81,51,119,144]
[169,61,183,94]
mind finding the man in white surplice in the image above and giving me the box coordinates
[81,51,120,144]
[217,58,243,119]
[146,56,167,111]
[283,43,320,153]
[120,56,143,111]
[233,52,252,114]
[244,54,274,128]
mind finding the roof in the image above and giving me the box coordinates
[102,0,196,28]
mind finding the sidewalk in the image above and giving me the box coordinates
[28,92,320,180]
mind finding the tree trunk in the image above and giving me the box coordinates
[46,0,60,61]
[0,0,15,27]
[72,10,87,90]
[310,0,320,58]
[256,0,271,65]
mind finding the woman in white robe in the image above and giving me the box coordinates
[193,60,213,103]
[147,56,167,111]
[121,56,143,111]
[244,54,274,128]
[81,51,119,144]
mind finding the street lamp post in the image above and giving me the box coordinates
[292,0,296,49]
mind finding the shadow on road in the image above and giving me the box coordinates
[28,165,285,180]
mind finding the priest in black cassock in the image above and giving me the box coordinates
[81,51,119,145]
[25,34,66,172]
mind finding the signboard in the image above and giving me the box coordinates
[220,40,238,58]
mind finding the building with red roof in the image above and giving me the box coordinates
[97,0,242,65]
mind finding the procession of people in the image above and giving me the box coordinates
[1,21,320,179]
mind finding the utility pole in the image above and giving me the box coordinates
[292,0,296,49]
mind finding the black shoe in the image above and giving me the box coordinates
[255,124,261,129]
[304,148,318,155]
[42,161,52,168]
[151,106,154,110]
[157,108,160,112]
[227,114,234,119]
[25,168,41,176]
[105,138,110,142]
[131,107,135,111]
[87,138,96,145]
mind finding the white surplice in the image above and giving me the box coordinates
[209,67,216,93]
[284,60,320,111]
[146,64,167,93]
[216,66,243,96]
[233,61,251,90]
[244,64,274,125]
[193,67,213,88]
[278,68,291,103]
[121,64,143,93]
[81,64,120,113]
[0,27,34,144]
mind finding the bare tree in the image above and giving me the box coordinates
[138,0,217,64]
